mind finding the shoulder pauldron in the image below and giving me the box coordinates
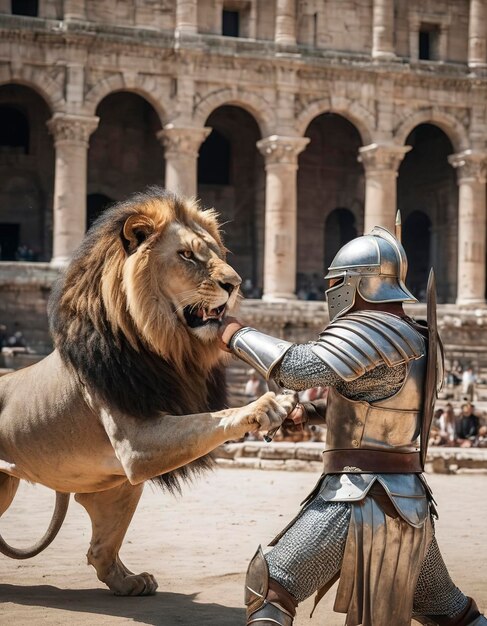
[311,311,425,381]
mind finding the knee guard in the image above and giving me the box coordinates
[415,598,487,626]
[245,546,294,626]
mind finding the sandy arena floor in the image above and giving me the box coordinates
[0,468,486,625]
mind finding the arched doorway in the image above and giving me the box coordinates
[0,84,53,261]
[324,208,358,272]
[87,193,114,229]
[398,123,457,303]
[297,113,364,300]
[198,105,264,296]
[403,210,431,300]
[0,106,30,154]
[88,92,164,204]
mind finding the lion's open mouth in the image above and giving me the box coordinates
[183,304,227,328]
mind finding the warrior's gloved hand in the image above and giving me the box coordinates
[282,403,308,432]
[218,316,244,353]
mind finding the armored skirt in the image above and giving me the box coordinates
[265,474,466,626]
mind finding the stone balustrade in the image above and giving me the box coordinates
[214,441,487,474]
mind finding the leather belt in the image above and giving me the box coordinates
[322,449,422,474]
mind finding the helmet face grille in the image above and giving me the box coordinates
[326,275,359,321]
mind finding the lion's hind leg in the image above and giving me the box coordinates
[75,481,158,596]
[0,473,19,516]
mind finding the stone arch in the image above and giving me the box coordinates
[394,109,468,152]
[88,90,165,203]
[193,87,273,138]
[296,96,374,144]
[84,73,168,126]
[397,123,458,303]
[0,66,64,112]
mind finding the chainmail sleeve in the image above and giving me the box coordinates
[273,343,406,402]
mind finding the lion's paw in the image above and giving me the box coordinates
[106,564,158,596]
[247,391,293,432]
[275,392,298,416]
[114,572,158,596]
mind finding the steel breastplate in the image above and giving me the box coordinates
[325,354,426,455]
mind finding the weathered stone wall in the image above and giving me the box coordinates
[0,263,56,353]
[1,0,487,304]
[3,264,487,374]
[31,0,471,64]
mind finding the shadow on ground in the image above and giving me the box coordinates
[0,584,245,625]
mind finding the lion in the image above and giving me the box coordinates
[0,187,293,595]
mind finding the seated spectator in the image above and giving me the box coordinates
[243,368,267,403]
[6,330,26,349]
[438,402,457,446]
[477,425,487,448]
[456,402,480,447]
[461,366,476,401]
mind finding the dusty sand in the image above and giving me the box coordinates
[0,468,486,625]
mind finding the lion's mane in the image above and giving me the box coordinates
[49,187,228,491]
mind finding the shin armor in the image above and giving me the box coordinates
[245,546,294,626]
[415,598,487,626]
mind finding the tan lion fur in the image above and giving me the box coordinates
[0,187,293,595]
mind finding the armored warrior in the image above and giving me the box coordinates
[219,226,487,626]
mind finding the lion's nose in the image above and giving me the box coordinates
[219,281,235,295]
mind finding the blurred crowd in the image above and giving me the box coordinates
[429,402,487,448]
[443,360,485,403]
[241,368,487,447]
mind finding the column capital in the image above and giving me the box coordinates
[358,143,411,172]
[257,135,310,165]
[448,150,487,183]
[157,126,211,157]
[47,113,99,147]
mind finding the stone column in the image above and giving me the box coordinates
[158,126,211,197]
[358,143,411,233]
[64,0,86,20]
[448,150,487,305]
[372,0,396,59]
[275,0,296,45]
[257,135,310,301]
[468,0,487,69]
[47,113,99,267]
[175,0,198,34]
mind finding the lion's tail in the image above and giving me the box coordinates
[0,491,70,559]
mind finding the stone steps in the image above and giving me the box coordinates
[214,442,487,474]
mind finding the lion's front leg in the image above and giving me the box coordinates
[75,481,157,596]
[98,391,295,485]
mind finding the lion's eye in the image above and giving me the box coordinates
[179,250,195,261]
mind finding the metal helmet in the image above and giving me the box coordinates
[325,226,417,321]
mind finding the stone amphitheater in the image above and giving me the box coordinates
[2,0,487,379]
